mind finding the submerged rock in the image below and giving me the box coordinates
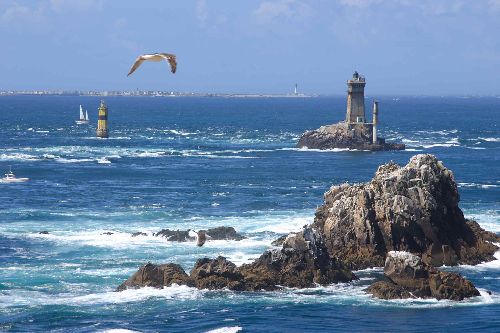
[38,231,49,235]
[297,122,405,151]
[313,154,499,270]
[117,227,356,292]
[366,251,480,300]
[131,232,148,237]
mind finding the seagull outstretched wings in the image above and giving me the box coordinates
[127,53,177,76]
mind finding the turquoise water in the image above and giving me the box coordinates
[0,96,499,332]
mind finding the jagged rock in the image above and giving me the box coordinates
[131,232,147,237]
[116,263,194,291]
[238,227,356,290]
[153,226,245,242]
[271,235,287,247]
[154,229,194,242]
[190,256,245,290]
[297,122,405,151]
[196,231,207,247]
[366,252,480,300]
[101,232,114,235]
[204,226,246,241]
[117,227,356,292]
[313,154,499,270]
[38,231,49,235]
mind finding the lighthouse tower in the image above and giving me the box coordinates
[96,100,109,138]
[346,71,366,124]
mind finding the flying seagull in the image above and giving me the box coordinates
[127,53,177,76]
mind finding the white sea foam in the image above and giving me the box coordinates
[205,327,242,333]
[97,329,141,333]
[97,157,112,164]
[479,137,500,142]
[0,285,204,308]
[252,215,310,234]
[279,147,352,152]
[458,182,499,189]
[464,212,500,233]
[422,143,459,148]
[0,153,38,161]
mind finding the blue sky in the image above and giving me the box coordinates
[1,0,499,95]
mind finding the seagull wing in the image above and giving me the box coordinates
[127,55,146,76]
[159,53,177,74]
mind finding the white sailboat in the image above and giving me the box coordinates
[75,105,89,124]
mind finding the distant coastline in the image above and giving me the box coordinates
[0,90,317,98]
[1,90,499,99]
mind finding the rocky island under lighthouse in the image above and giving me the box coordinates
[297,72,405,151]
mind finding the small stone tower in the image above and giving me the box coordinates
[372,101,378,144]
[96,100,109,138]
[346,71,366,124]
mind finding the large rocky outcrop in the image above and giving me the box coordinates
[238,227,355,290]
[366,251,480,300]
[117,227,356,292]
[297,122,405,151]
[313,154,499,270]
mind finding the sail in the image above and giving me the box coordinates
[79,105,84,120]
[85,110,89,121]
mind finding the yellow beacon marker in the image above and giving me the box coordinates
[96,100,109,138]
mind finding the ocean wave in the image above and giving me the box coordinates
[279,147,352,152]
[458,183,499,189]
[479,137,500,142]
[205,327,242,333]
[0,285,204,308]
[464,212,500,233]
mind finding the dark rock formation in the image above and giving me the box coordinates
[116,263,194,291]
[297,123,404,151]
[196,231,207,247]
[313,154,499,270]
[271,235,287,247]
[190,256,245,290]
[117,227,356,292]
[205,226,246,241]
[154,229,194,242]
[366,251,480,300]
[38,231,49,235]
[101,232,114,235]
[238,227,356,290]
[131,232,148,237]
[153,226,245,242]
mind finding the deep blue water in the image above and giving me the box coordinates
[0,95,498,332]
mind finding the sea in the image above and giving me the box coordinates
[0,95,499,332]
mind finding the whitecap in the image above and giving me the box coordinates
[205,327,242,333]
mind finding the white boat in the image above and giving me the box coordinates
[1,167,29,183]
[75,105,89,124]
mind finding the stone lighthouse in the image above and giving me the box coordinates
[96,100,109,138]
[346,71,366,124]
[296,71,405,151]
